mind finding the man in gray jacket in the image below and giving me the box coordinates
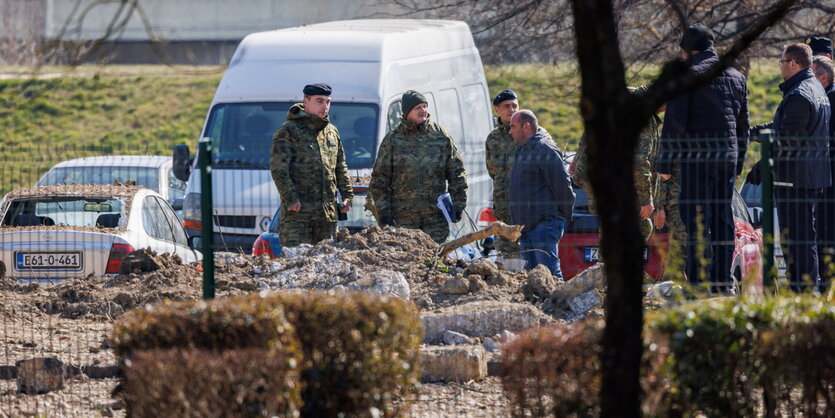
[509,110,575,278]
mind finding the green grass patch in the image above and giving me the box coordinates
[0,62,783,193]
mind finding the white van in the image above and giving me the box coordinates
[173,19,494,248]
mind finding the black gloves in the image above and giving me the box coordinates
[746,161,762,185]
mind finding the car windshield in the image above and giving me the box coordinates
[39,166,160,191]
[204,102,379,169]
[3,197,124,228]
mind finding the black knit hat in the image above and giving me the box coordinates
[680,24,714,52]
[303,83,332,96]
[402,90,428,116]
[805,36,833,56]
[492,89,518,106]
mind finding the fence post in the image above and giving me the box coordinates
[198,138,215,299]
[760,129,775,288]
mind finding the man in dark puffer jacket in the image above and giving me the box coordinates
[656,24,750,294]
[753,44,832,292]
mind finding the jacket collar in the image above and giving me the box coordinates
[399,116,432,134]
[689,49,718,66]
[779,68,815,94]
[287,103,329,132]
[518,130,546,152]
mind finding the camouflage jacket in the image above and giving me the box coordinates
[368,117,468,219]
[654,162,681,208]
[573,113,661,206]
[270,103,353,223]
[485,119,514,220]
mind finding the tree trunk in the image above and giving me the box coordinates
[570,0,653,416]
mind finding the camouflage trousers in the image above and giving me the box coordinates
[279,221,336,247]
[589,193,653,242]
[396,210,449,244]
[661,203,688,281]
[492,205,520,255]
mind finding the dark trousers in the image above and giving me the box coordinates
[775,187,822,292]
[816,185,834,292]
[679,163,736,292]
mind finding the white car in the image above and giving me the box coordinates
[0,185,200,284]
[36,155,187,211]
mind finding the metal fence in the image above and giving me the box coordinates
[0,128,833,415]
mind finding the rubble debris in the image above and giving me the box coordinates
[465,259,508,286]
[443,330,475,345]
[346,269,411,299]
[483,337,501,353]
[551,263,606,303]
[420,345,488,383]
[568,290,603,314]
[440,277,470,295]
[16,357,67,393]
[421,301,553,344]
[522,265,561,299]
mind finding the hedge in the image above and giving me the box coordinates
[111,291,423,417]
[121,348,301,417]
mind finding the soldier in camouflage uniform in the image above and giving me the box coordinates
[653,160,688,280]
[368,90,468,244]
[270,83,353,247]
[572,86,659,241]
[485,89,520,254]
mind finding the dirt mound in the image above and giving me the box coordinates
[0,226,601,320]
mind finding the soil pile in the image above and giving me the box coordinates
[0,226,556,319]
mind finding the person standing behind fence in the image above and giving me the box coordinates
[368,90,468,244]
[752,43,832,292]
[656,24,750,294]
[574,86,661,242]
[485,89,553,255]
[811,56,835,292]
[270,83,353,247]
[806,36,833,59]
[509,110,575,278]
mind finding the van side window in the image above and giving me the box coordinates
[463,84,493,144]
[387,101,402,131]
[436,89,464,146]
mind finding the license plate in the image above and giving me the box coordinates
[583,247,648,263]
[16,252,82,270]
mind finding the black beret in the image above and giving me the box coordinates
[680,24,715,52]
[303,83,332,96]
[401,90,428,116]
[492,89,518,106]
[805,36,833,56]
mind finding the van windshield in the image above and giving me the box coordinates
[204,102,379,169]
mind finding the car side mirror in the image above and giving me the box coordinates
[173,143,192,182]
[188,235,202,250]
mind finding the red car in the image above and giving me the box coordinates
[478,185,763,292]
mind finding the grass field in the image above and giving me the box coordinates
[0,63,784,193]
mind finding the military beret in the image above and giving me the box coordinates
[680,23,715,52]
[805,36,833,56]
[303,83,332,96]
[402,90,428,116]
[492,89,518,106]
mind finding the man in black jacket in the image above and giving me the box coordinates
[656,24,750,293]
[812,55,835,292]
[509,110,575,278]
[755,43,832,292]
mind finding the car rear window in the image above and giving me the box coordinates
[38,166,160,191]
[2,197,124,228]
